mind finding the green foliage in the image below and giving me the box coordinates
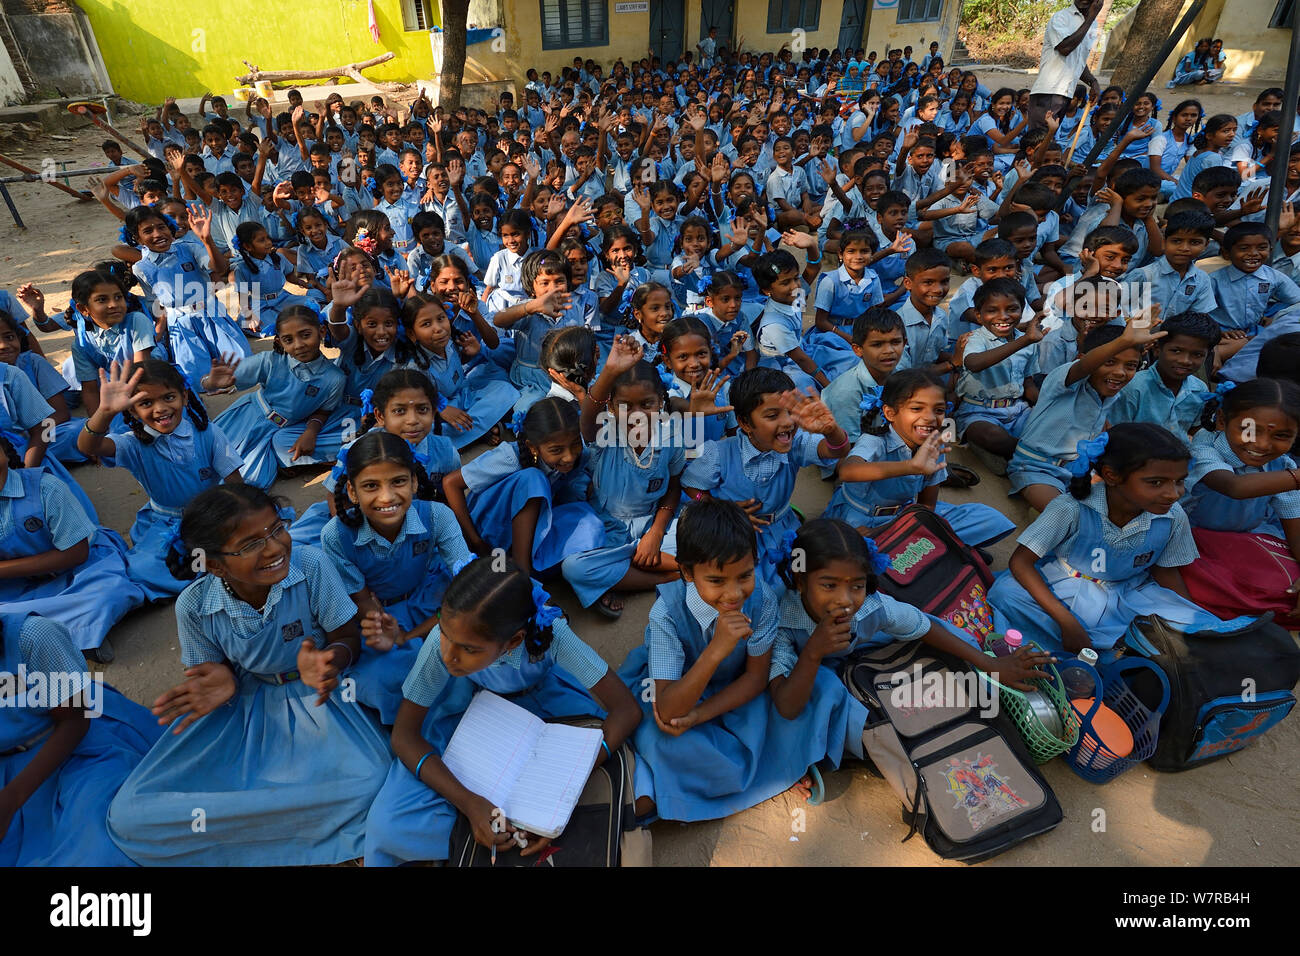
[960,0,1071,35]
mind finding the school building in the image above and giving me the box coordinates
[1105,0,1295,83]
[42,0,963,107]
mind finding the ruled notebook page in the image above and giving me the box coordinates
[507,722,604,838]
[440,692,542,811]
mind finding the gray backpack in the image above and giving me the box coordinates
[842,641,1062,862]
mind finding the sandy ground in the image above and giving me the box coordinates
[2,70,1297,866]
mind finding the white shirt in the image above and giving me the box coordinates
[1030,6,1100,98]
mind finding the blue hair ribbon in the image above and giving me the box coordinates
[450,556,473,578]
[230,234,243,253]
[509,408,527,435]
[1067,432,1110,478]
[863,537,892,575]
[859,386,883,415]
[175,367,193,394]
[412,449,430,472]
[359,388,375,418]
[1215,380,1236,397]
[117,224,136,247]
[164,527,188,564]
[161,213,179,233]
[656,365,675,390]
[531,580,563,629]
[619,284,636,315]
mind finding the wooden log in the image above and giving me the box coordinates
[236,53,397,84]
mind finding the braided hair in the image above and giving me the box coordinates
[121,360,212,445]
[441,555,557,661]
[233,221,281,274]
[166,485,290,580]
[333,430,438,529]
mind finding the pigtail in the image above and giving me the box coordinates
[333,480,365,528]
[526,580,562,662]
[1194,381,1235,434]
[164,528,196,580]
[1066,433,1110,500]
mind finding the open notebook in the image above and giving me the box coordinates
[440,691,604,839]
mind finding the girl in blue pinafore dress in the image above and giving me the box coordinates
[695,270,759,379]
[285,207,347,305]
[495,250,591,413]
[208,305,346,488]
[290,369,460,547]
[769,520,1050,762]
[106,485,391,866]
[443,397,605,578]
[616,499,843,822]
[990,423,1224,660]
[561,345,685,618]
[401,294,520,450]
[0,612,161,866]
[229,222,316,337]
[76,360,243,602]
[0,435,143,656]
[364,558,642,865]
[314,286,410,463]
[660,316,740,453]
[320,432,471,724]
[126,204,250,384]
[826,369,1016,548]
[681,367,848,587]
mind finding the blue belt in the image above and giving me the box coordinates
[252,669,301,685]
[254,391,290,428]
[963,395,1021,409]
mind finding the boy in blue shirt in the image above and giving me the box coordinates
[1060,167,1163,273]
[1210,222,1300,345]
[1108,310,1216,436]
[897,247,952,374]
[1126,208,1217,318]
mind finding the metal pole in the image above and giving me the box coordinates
[1264,2,1300,239]
[1075,0,1206,170]
[0,166,121,184]
[0,182,25,229]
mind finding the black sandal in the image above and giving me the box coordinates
[940,463,981,489]
[594,591,624,620]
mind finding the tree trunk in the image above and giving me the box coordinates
[1109,0,1184,92]
[439,0,471,109]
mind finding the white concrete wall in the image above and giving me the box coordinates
[0,33,23,105]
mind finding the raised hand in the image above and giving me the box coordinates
[632,184,652,212]
[187,203,213,240]
[1022,315,1045,343]
[15,283,44,312]
[784,388,837,435]
[911,430,947,476]
[203,352,241,391]
[96,361,148,416]
[687,368,735,417]
[330,277,364,308]
[386,268,413,299]
[1121,304,1166,346]
[605,333,644,374]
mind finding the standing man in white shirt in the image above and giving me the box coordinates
[1027,0,1105,133]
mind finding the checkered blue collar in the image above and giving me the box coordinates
[684,581,720,633]
[353,501,427,550]
[197,552,305,616]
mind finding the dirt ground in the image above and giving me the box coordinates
[2,70,1297,866]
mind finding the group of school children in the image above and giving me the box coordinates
[2,34,1300,867]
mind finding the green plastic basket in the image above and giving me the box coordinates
[978,645,1081,764]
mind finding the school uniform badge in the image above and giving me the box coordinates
[280,621,305,641]
[412,539,429,555]
[647,477,664,493]
[305,385,320,397]
[198,467,215,480]
[943,753,1029,832]
[181,262,195,272]
[23,516,43,532]
[1132,551,1154,567]
[1258,282,1271,294]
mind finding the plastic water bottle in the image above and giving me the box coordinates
[987,628,1024,656]
[1062,647,1099,700]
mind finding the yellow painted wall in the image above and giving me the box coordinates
[1105,0,1290,84]
[457,0,958,98]
[869,0,962,63]
[77,0,440,104]
[1214,0,1292,81]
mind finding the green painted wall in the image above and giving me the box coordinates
[77,0,439,104]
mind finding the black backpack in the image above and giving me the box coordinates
[1123,613,1300,772]
[842,641,1063,863]
[447,717,652,867]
